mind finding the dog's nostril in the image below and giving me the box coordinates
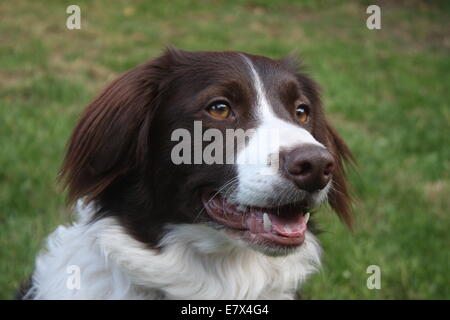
[298,161,312,175]
[323,162,334,176]
[288,160,312,176]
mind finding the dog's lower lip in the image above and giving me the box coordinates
[202,192,308,247]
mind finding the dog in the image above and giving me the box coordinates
[20,48,353,299]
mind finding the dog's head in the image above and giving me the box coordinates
[61,48,353,256]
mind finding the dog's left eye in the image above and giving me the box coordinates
[207,103,231,119]
[295,103,310,123]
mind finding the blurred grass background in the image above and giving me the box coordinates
[0,0,449,299]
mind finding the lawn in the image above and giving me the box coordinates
[0,0,449,299]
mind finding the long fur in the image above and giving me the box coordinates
[23,48,353,300]
[25,201,321,299]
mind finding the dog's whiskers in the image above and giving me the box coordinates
[192,177,239,223]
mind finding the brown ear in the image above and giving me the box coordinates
[324,121,355,229]
[59,52,174,204]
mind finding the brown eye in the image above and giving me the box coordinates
[295,103,310,123]
[207,103,231,119]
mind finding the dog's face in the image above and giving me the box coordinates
[61,48,352,256]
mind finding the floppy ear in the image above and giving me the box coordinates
[59,51,174,204]
[322,121,354,229]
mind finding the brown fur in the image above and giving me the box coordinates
[59,48,354,246]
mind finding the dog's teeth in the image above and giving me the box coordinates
[263,213,272,231]
[304,212,310,224]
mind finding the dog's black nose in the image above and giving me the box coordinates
[281,144,334,192]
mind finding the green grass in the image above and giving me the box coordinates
[0,0,449,299]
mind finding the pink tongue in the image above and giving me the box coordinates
[246,213,306,238]
[270,214,306,237]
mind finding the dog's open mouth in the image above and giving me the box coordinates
[202,192,309,247]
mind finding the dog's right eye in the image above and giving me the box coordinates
[206,103,231,119]
[295,103,310,123]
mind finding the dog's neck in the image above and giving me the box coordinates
[26,201,322,299]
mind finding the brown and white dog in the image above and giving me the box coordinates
[22,48,353,299]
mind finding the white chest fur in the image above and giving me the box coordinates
[25,202,321,300]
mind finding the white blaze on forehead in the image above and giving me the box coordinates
[228,56,327,208]
[241,56,323,150]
